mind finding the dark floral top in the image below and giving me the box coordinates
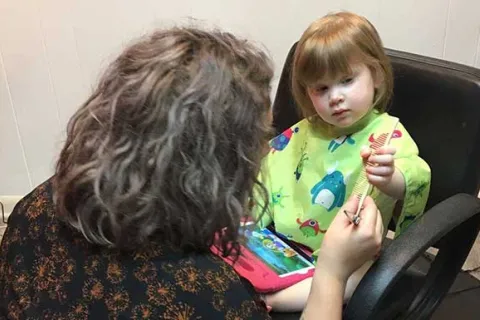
[0,180,270,319]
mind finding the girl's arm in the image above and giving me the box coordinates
[265,260,373,312]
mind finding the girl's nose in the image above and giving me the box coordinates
[329,91,345,107]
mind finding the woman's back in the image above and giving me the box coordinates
[0,180,269,319]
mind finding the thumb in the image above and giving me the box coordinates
[329,196,360,228]
[360,146,371,159]
[341,195,360,215]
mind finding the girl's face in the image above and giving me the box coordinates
[307,63,379,128]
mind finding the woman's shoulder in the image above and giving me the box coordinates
[6,178,55,226]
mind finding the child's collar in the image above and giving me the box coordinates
[317,108,379,138]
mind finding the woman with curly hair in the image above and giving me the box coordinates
[0,26,382,319]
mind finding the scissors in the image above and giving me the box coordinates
[344,208,362,226]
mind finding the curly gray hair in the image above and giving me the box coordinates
[54,27,273,254]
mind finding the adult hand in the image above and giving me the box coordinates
[315,195,383,282]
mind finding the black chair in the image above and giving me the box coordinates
[270,43,480,320]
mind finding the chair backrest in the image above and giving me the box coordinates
[272,43,480,211]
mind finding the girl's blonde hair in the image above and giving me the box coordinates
[292,11,393,121]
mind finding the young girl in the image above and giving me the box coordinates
[255,11,431,311]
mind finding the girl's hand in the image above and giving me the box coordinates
[360,146,406,199]
[361,146,396,187]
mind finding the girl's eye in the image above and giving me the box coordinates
[341,77,354,84]
[315,86,328,94]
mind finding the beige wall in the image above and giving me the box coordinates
[1,0,480,195]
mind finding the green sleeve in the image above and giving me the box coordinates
[391,122,431,236]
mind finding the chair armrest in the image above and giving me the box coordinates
[344,193,480,320]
